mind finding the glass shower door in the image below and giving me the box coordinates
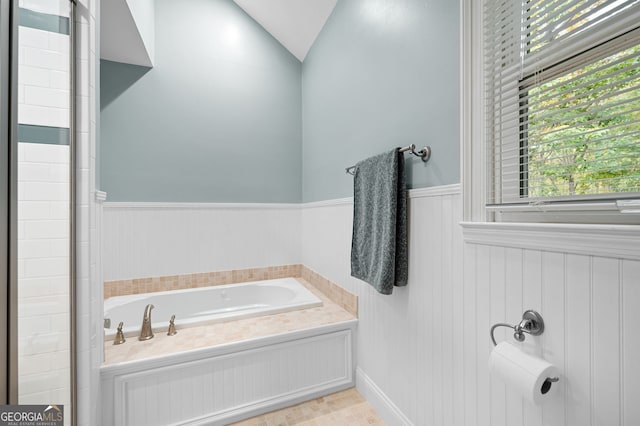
[14,0,74,423]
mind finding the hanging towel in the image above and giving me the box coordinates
[350,148,408,295]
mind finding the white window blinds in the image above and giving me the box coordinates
[485,0,640,207]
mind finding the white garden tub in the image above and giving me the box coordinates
[104,277,322,339]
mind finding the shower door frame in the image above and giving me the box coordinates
[0,0,18,405]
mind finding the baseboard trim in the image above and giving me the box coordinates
[356,367,413,426]
[188,380,355,426]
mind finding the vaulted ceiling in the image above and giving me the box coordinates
[233,0,337,61]
[101,0,337,66]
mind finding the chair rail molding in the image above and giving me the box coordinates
[461,221,640,260]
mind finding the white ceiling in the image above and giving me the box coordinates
[101,0,154,67]
[233,0,337,62]
[101,0,336,66]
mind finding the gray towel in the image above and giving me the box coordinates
[350,148,408,295]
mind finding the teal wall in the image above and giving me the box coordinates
[100,0,302,202]
[301,0,460,202]
[100,0,460,203]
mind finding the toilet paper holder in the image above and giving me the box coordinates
[490,310,560,388]
[490,310,546,347]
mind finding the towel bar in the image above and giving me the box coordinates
[345,144,431,175]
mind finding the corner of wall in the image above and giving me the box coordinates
[356,368,414,426]
[125,0,155,66]
[101,0,154,67]
[75,0,100,424]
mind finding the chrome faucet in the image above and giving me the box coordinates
[139,304,155,341]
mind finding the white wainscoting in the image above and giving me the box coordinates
[103,184,639,426]
[100,323,355,426]
[462,240,640,426]
[301,184,465,426]
[103,203,302,281]
[301,183,640,426]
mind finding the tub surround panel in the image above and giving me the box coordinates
[101,326,354,426]
[102,203,302,281]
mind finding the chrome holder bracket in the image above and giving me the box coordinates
[490,310,545,346]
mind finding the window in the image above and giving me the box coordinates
[484,0,640,222]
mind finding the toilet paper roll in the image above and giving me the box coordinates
[488,341,559,405]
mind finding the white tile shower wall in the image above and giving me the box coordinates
[102,204,302,281]
[16,146,71,405]
[16,11,71,416]
[18,26,70,128]
[300,184,640,426]
[19,0,69,16]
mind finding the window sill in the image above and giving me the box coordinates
[460,221,640,261]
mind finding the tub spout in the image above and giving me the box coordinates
[139,304,155,341]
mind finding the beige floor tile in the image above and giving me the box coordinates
[228,388,383,426]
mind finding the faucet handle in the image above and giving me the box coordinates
[113,322,126,345]
[167,315,177,336]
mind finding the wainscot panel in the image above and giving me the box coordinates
[103,203,301,281]
[302,183,639,426]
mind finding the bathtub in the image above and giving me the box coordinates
[104,277,322,339]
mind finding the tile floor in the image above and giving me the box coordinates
[228,388,384,426]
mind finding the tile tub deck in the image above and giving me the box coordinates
[103,278,356,366]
